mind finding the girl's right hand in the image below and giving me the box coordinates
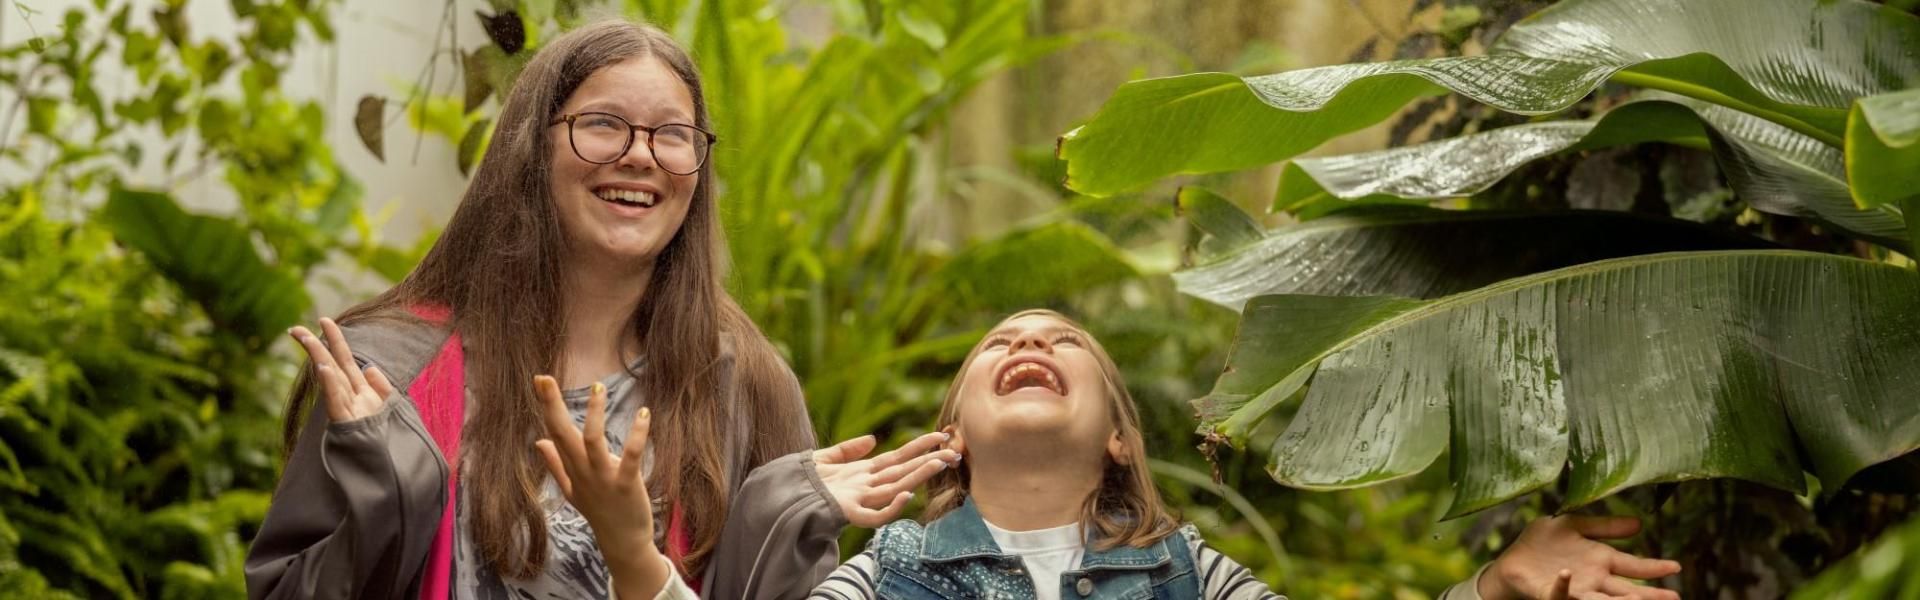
[290,318,395,422]
[813,432,960,527]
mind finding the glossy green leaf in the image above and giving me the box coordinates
[1847,88,1920,210]
[1275,97,1910,249]
[99,188,311,341]
[1196,251,1920,516]
[1176,187,1264,258]
[1175,206,1772,309]
[1059,0,1920,197]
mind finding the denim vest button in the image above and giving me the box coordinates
[1075,576,1094,596]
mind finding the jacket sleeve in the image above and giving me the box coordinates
[244,320,452,599]
[702,450,849,599]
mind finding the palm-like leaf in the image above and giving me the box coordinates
[1197,251,1920,517]
[1271,97,1910,249]
[98,188,310,343]
[1847,88,1920,210]
[1058,0,1920,216]
[1175,203,1773,309]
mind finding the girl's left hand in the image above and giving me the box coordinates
[533,375,668,594]
[1481,515,1681,600]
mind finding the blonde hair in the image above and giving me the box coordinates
[920,309,1179,549]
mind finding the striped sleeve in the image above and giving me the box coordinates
[1185,529,1286,600]
[806,551,879,600]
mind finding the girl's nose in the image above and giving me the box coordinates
[1008,332,1052,354]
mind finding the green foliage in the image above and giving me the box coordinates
[1797,510,1920,599]
[0,1,413,596]
[1061,0,1920,596]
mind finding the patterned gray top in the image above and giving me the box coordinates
[454,361,663,600]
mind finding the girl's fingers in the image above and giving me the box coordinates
[873,450,954,486]
[814,435,877,465]
[535,439,574,499]
[1608,551,1681,580]
[1598,577,1677,600]
[868,431,951,471]
[364,365,396,400]
[315,363,355,421]
[873,457,949,502]
[291,327,337,370]
[617,407,651,483]
[318,319,370,393]
[582,382,610,470]
[1569,515,1643,540]
[851,491,913,525]
[533,376,587,464]
[1547,569,1573,600]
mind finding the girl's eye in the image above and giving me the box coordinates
[582,115,624,130]
[984,336,1011,348]
[1053,334,1082,346]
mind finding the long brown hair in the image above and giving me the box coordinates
[279,20,808,579]
[921,309,1178,550]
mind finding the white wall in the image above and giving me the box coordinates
[3,0,486,312]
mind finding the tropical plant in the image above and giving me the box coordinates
[0,0,435,595]
[1061,0,1920,594]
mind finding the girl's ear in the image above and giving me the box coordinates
[947,425,967,456]
[1106,431,1129,465]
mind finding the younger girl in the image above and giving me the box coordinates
[806,309,1682,600]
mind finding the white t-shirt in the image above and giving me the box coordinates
[983,519,1085,600]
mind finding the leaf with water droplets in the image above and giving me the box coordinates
[1196,251,1920,516]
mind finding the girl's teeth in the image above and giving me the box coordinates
[597,189,656,206]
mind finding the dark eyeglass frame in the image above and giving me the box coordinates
[548,112,718,175]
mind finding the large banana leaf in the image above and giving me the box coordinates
[99,188,310,342]
[1196,251,1920,517]
[1174,202,1773,309]
[1059,0,1920,196]
[1848,88,1920,210]
[1272,97,1911,249]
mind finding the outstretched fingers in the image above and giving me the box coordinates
[1569,515,1643,540]
[582,382,611,471]
[1599,576,1679,600]
[814,434,878,465]
[534,376,587,468]
[617,407,652,483]
[868,431,951,471]
[535,439,574,498]
[869,455,951,503]
[1607,550,1681,580]
[318,318,371,393]
[847,491,914,524]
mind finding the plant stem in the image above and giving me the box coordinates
[1608,70,1845,148]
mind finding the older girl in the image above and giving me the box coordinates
[246,20,952,600]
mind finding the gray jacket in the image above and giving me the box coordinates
[244,316,848,599]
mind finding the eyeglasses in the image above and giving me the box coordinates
[549,112,716,175]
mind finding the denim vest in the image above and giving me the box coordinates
[867,499,1200,600]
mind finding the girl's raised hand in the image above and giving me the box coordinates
[1483,515,1682,600]
[531,376,670,598]
[532,376,659,556]
[290,318,394,423]
[813,432,959,527]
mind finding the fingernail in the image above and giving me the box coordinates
[592,381,605,395]
[942,431,953,442]
[936,460,949,471]
[639,407,651,419]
